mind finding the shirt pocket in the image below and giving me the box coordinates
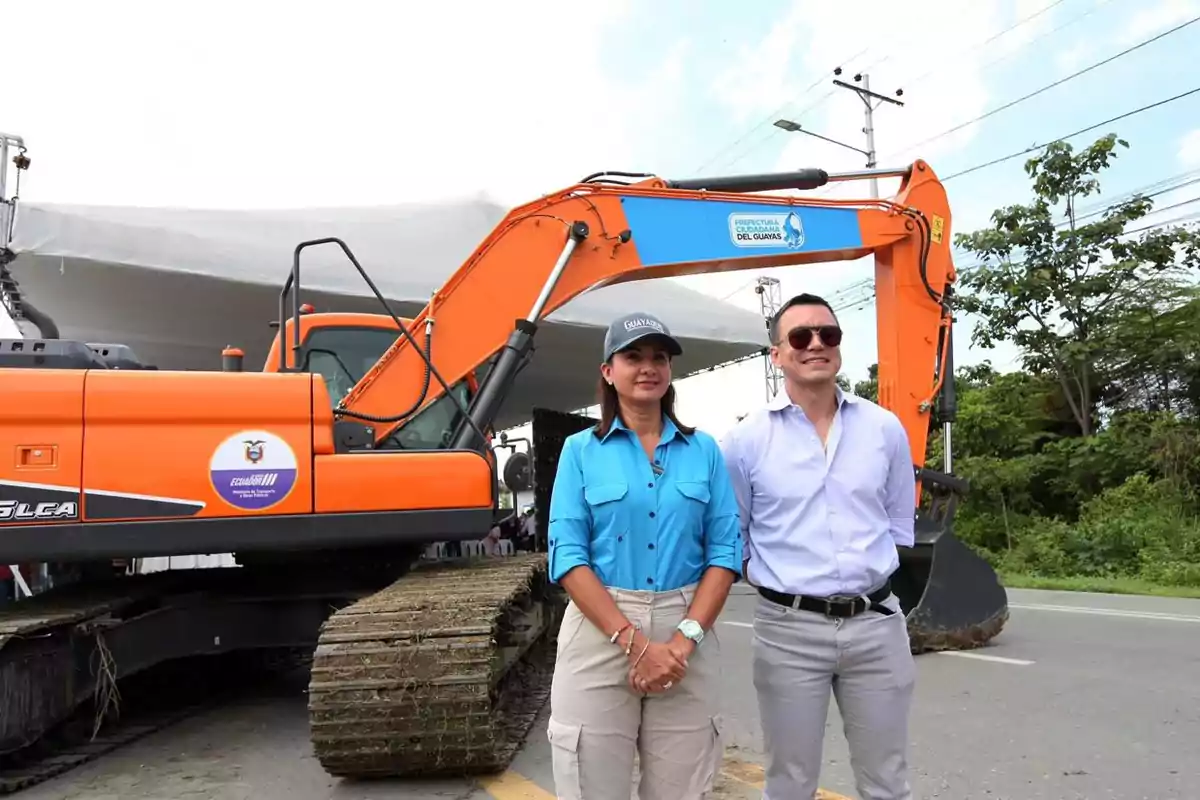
[672,479,711,539]
[584,481,628,527]
[584,482,628,564]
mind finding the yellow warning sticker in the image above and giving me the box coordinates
[930,215,945,244]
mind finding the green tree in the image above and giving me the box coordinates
[852,363,878,403]
[953,133,1200,435]
[1097,291,1200,415]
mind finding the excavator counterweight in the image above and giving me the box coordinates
[0,146,1007,784]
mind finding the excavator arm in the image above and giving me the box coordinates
[322,160,956,483]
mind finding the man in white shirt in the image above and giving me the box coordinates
[721,293,917,800]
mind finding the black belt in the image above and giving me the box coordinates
[758,581,895,618]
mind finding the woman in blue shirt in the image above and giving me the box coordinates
[545,311,743,800]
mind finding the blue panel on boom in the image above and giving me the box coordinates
[618,196,863,268]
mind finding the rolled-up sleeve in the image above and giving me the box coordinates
[883,415,916,548]
[719,429,751,567]
[703,436,743,580]
[547,436,592,583]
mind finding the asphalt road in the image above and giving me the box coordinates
[17,586,1200,800]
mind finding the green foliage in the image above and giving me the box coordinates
[853,362,878,403]
[953,133,1200,435]
[897,134,1200,589]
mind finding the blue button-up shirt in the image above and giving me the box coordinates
[720,389,915,597]
[547,415,742,592]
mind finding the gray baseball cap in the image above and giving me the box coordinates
[603,312,684,361]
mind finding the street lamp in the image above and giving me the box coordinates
[772,70,904,199]
[773,118,870,158]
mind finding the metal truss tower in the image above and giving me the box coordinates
[754,277,784,400]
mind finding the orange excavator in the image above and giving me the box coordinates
[0,154,1007,781]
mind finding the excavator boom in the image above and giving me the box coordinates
[331,162,954,477]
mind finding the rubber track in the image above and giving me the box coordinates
[307,552,561,778]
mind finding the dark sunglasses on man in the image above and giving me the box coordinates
[783,325,843,350]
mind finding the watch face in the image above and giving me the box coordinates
[680,620,702,639]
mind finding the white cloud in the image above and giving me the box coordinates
[1113,0,1200,46]
[1054,41,1094,75]
[1179,129,1200,167]
[6,0,691,210]
[664,0,1062,432]
[705,0,1067,178]
[707,3,850,128]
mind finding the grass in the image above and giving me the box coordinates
[1000,571,1200,599]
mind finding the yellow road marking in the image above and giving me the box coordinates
[479,760,852,800]
[477,770,555,799]
[721,757,853,800]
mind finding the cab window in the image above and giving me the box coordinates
[303,326,471,450]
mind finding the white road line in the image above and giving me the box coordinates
[721,621,1033,665]
[936,651,1034,666]
[1009,602,1200,623]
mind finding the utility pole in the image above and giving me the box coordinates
[774,67,904,198]
[754,276,783,400]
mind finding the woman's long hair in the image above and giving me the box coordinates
[592,370,696,439]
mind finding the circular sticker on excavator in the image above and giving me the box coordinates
[209,430,298,511]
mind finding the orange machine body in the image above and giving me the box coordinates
[0,160,955,564]
[0,313,493,561]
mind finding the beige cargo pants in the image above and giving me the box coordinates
[546,583,724,800]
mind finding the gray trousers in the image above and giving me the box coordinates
[547,583,725,800]
[752,591,916,800]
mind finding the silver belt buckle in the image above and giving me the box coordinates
[828,594,862,616]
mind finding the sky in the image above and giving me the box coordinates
[4,0,1200,448]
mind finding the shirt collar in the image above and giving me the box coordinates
[601,413,690,445]
[766,385,857,412]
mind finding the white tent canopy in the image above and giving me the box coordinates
[7,198,769,431]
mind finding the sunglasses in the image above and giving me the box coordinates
[783,325,842,350]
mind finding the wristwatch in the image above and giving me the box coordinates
[677,618,705,645]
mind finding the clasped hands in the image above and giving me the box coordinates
[626,630,694,695]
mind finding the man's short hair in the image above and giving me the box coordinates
[767,293,839,343]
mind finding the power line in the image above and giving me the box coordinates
[943,165,1200,267]
[897,0,1077,91]
[774,70,905,198]
[697,58,883,175]
[1072,175,1200,224]
[699,0,1102,175]
[891,12,1200,159]
[784,0,1123,204]
[955,207,1200,275]
[949,168,1200,265]
[1123,209,1200,235]
[942,84,1200,182]
[692,55,872,174]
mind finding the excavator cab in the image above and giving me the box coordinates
[256,307,482,452]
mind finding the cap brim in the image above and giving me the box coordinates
[608,332,683,359]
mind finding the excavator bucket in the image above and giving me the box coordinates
[894,469,1009,654]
